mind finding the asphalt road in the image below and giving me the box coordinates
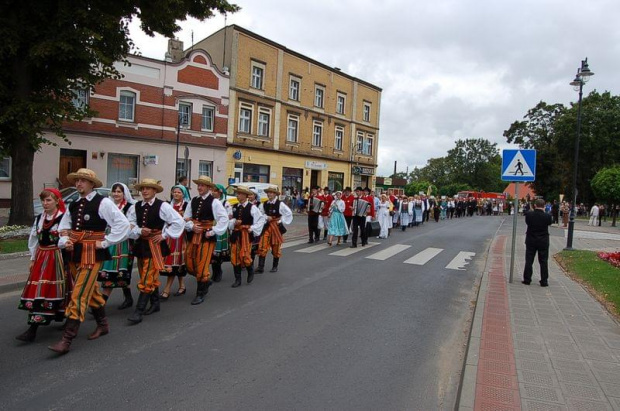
[0,215,502,410]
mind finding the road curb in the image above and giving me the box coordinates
[0,251,30,261]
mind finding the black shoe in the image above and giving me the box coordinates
[144,289,160,315]
[307,240,314,244]
[270,258,279,273]
[128,293,150,324]
[118,288,134,310]
[191,282,207,305]
[521,281,531,285]
[540,282,549,287]
[350,245,357,248]
[247,266,255,284]
[232,266,242,288]
[256,256,265,274]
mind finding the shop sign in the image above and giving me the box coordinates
[384,177,392,185]
[305,160,328,170]
[143,155,158,165]
[359,166,374,175]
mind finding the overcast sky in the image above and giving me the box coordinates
[129,0,618,177]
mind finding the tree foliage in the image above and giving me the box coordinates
[591,166,620,204]
[445,138,504,192]
[0,0,239,225]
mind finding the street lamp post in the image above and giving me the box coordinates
[565,58,594,250]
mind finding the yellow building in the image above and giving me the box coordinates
[193,25,381,192]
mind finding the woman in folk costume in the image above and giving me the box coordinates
[159,185,191,299]
[211,184,232,283]
[256,185,293,273]
[16,189,69,342]
[376,194,392,239]
[414,195,424,226]
[248,189,262,266]
[98,182,136,310]
[440,198,448,220]
[399,195,411,231]
[326,191,348,246]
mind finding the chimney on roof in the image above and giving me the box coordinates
[167,38,184,62]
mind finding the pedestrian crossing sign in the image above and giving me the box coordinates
[501,149,536,182]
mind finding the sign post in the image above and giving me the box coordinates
[502,149,536,283]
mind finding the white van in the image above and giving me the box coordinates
[225,182,272,206]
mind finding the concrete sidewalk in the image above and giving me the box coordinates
[459,218,620,410]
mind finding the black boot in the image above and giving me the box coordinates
[256,256,265,274]
[128,292,150,324]
[323,229,328,240]
[232,266,242,288]
[88,306,109,340]
[15,324,38,342]
[247,265,255,284]
[48,319,80,354]
[270,258,279,273]
[191,282,206,305]
[212,263,222,283]
[118,287,133,310]
[144,288,160,315]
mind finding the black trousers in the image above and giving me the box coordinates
[307,214,320,241]
[351,216,367,246]
[343,216,353,242]
[523,239,549,284]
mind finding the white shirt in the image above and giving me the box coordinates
[229,200,266,237]
[590,205,599,217]
[28,211,65,261]
[259,199,294,225]
[58,191,130,249]
[126,198,185,240]
[184,192,229,236]
[330,199,345,213]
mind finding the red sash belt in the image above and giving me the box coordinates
[141,229,165,271]
[190,220,214,255]
[69,230,106,268]
[267,219,283,246]
[233,225,252,263]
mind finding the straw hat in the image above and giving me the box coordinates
[192,175,216,188]
[234,186,253,196]
[264,185,280,195]
[134,178,164,193]
[66,168,103,188]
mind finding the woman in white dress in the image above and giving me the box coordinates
[376,194,392,239]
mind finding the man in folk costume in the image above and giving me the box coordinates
[229,186,265,287]
[306,186,322,243]
[350,187,368,248]
[341,187,355,243]
[184,176,229,305]
[49,169,130,354]
[319,186,333,241]
[126,179,184,324]
[256,186,293,273]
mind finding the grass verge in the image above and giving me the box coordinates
[0,237,29,254]
[556,250,620,318]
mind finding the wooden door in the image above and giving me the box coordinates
[58,150,86,188]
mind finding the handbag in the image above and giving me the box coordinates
[278,223,287,234]
[366,220,381,237]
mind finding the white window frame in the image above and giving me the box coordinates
[119,90,136,122]
[312,121,323,147]
[201,105,215,131]
[356,131,364,153]
[199,160,213,177]
[0,157,11,180]
[363,101,371,122]
[72,88,89,109]
[287,114,299,143]
[365,134,374,156]
[257,107,271,137]
[334,126,344,151]
[289,76,300,101]
[314,85,325,108]
[336,93,346,115]
[179,102,192,128]
[238,103,253,134]
[251,61,265,90]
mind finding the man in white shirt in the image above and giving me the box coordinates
[256,186,293,273]
[126,178,184,324]
[49,169,130,354]
[588,204,599,226]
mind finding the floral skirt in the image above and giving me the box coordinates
[161,235,187,277]
[213,231,231,263]
[98,240,134,288]
[18,247,71,325]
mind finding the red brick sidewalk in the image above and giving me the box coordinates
[474,235,521,410]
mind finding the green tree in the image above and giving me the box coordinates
[503,101,567,201]
[438,183,471,198]
[591,166,620,227]
[405,181,435,197]
[0,0,239,225]
[445,138,503,192]
[417,157,452,188]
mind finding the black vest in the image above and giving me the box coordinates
[233,202,254,225]
[263,200,281,218]
[35,213,64,247]
[132,199,170,259]
[191,195,215,221]
[69,193,107,232]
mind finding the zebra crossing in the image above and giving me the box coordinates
[287,239,476,270]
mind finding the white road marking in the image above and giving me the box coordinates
[366,244,411,261]
[295,243,331,253]
[445,251,476,270]
[403,247,443,265]
[329,242,379,256]
[282,239,310,249]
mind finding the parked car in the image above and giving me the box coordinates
[33,187,111,215]
[225,182,271,206]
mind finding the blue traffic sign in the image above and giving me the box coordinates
[502,149,536,182]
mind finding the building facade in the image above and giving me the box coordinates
[193,25,381,193]
[0,48,229,202]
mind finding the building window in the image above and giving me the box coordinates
[365,134,374,156]
[119,90,136,122]
[199,160,213,177]
[72,88,89,109]
[176,159,192,183]
[0,157,11,180]
[312,121,323,147]
[334,126,344,151]
[238,104,253,134]
[107,154,138,188]
[251,62,264,90]
[179,102,192,128]
[289,76,300,101]
[258,108,271,137]
[336,93,346,114]
[328,172,344,192]
[287,115,299,143]
[363,101,371,122]
[201,106,214,131]
[357,131,364,153]
[314,85,324,108]
[243,164,270,183]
